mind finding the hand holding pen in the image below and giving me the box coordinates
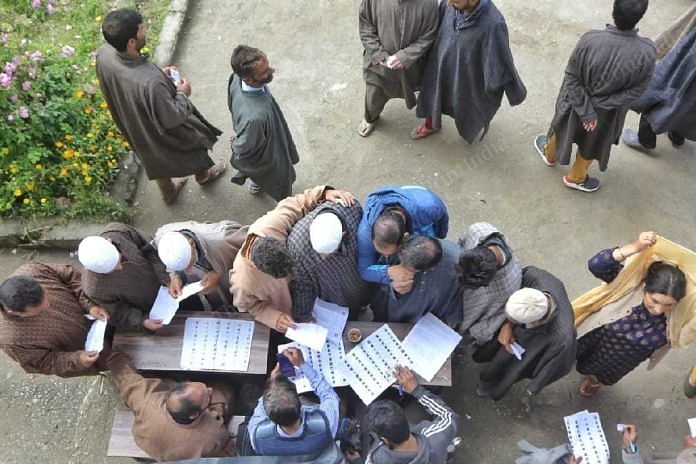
[621,424,638,454]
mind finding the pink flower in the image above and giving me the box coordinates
[61,45,75,58]
[7,114,14,122]
[4,61,17,75]
[0,33,8,45]
[0,73,11,89]
[29,51,43,63]
[10,93,18,102]
[31,0,41,8]
[22,81,31,91]
[18,106,29,119]
[46,3,54,14]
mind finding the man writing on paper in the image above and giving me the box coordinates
[245,347,339,456]
[108,351,236,461]
[154,220,248,309]
[0,263,109,377]
[472,266,577,401]
[287,199,375,322]
[230,186,355,332]
[79,223,173,333]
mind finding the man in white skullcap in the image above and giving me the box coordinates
[473,266,577,401]
[79,223,173,333]
[286,200,374,322]
[154,221,248,309]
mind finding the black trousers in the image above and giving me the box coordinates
[638,114,685,148]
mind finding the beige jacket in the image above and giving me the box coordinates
[654,4,696,59]
[229,185,329,329]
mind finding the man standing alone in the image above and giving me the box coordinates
[357,0,439,137]
[97,9,226,204]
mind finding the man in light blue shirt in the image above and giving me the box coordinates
[247,347,340,456]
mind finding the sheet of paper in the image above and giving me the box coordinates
[402,313,461,382]
[280,339,349,389]
[616,424,626,432]
[84,319,107,353]
[510,342,526,361]
[564,410,610,464]
[286,323,328,352]
[312,299,348,344]
[148,286,179,325]
[342,324,416,405]
[178,281,205,301]
[688,418,696,438]
[180,318,254,371]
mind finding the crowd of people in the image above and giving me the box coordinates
[0,0,695,462]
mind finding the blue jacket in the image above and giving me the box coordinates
[357,186,449,285]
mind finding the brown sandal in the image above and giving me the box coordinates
[196,161,227,186]
[579,377,602,397]
[410,122,436,140]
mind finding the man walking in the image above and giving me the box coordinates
[97,9,226,204]
[357,0,439,137]
[533,0,655,192]
[227,45,299,201]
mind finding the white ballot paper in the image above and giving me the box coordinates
[510,342,526,361]
[564,410,610,464]
[180,317,254,371]
[278,340,349,393]
[402,313,461,382]
[312,299,348,344]
[149,283,205,325]
[84,319,107,353]
[286,323,329,352]
[342,324,416,405]
[688,418,696,438]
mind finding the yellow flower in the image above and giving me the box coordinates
[75,90,84,99]
[54,141,64,148]
[59,168,68,176]
[106,146,113,152]
[110,158,116,164]
[65,135,74,141]
[23,198,30,205]
[142,46,149,53]
[13,189,22,197]
[89,145,97,152]
[95,16,102,22]
[63,149,75,159]
[86,132,94,138]
[84,107,93,115]
[40,198,47,204]
[123,141,130,148]
[107,131,114,137]
[34,164,42,170]
[9,165,18,174]
[72,162,79,168]
[92,78,99,85]
[26,181,35,191]
[49,176,56,182]
[1,147,9,155]
[84,176,93,184]
[100,102,108,109]
[81,163,90,171]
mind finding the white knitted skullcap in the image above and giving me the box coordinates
[78,236,120,274]
[157,231,192,271]
[310,213,343,254]
[505,288,548,324]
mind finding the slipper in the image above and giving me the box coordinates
[579,377,601,397]
[410,122,436,140]
[196,161,227,186]
[358,119,375,137]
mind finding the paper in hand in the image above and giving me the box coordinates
[149,283,205,325]
[85,319,107,353]
[688,418,696,438]
[286,323,328,352]
[510,342,525,361]
[616,424,626,432]
[312,299,348,344]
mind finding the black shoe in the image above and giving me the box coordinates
[563,175,601,193]
[230,171,247,186]
[668,131,685,147]
[685,372,696,398]
[622,128,651,152]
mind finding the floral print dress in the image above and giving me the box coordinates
[576,248,668,385]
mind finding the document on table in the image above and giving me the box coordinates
[286,323,329,352]
[564,410,610,464]
[278,340,349,393]
[84,319,107,353]
[342,324,416,405]
[180,318,254,371]
[149,283,205,325]
[688,417,696,438]
[402,313,461,382]
[312,299,348,344]
[510,342,526,361]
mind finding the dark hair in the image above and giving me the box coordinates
[263,376,301,427]
[102,8,143,52]
[251,236,294,278]
[339,419,362,455]
[0,276,44,313]
[363,400,410,445]
[372,210,407,249]
[644,261,687,301]
[399,235,443,272]
[166,382,203,425]
[612,0,649,30]
[230,45,265,78]
[456,245,498,290]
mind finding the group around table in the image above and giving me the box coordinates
[0,184,694,463]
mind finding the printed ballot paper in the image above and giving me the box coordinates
[149,282,205,325]
[510,342,526,361]
[180,317,254,371]
[84,319,107,353]
[286,323,329,352]
[312,299,349,344]
[278,340,349,394]
[402,313,461,382]
[564,410,610,464]
[689,418,696,438]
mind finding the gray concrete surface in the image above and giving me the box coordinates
[1,0,695,462]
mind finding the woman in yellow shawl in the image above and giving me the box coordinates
[576,231,688,396]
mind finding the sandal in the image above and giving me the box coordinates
[358,119,375,137]
[579,377,602,397]
[196,161,227,186]
[410,121,436,140]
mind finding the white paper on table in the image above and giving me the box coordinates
[402,313,461,382]
[84,319,107,353]
[180,318,254,371]
[688,418,696,438]
[312,299,348,344]
[564,410,610,464]
[510,342,526,361]
[286,323,328,352]
[341,324,416,405]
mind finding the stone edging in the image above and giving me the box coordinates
[0,0,191,250]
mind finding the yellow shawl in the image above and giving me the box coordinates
[573,237,696,348]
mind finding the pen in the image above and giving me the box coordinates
[630,442,637,454]
[397,384,403,397]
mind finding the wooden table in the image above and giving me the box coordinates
[342,321,453,387]
[112,312,270,374]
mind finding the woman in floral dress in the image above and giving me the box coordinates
[576,231,688,396]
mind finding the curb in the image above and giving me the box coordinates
[153,0,190,67]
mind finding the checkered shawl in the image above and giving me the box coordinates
[459,222,522,343]
[287,201,374,321]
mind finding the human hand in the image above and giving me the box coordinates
[567,456,583,464]
[583,119,597,132]
[200,271,220,294]
[633,231,657,252]
[275,314,296,333]
[392,278,414,294]
[270,363,281,380]
[162,65,176,76]
[622,425,638,453]
[168,275,183,298]
[325,189,356,207]
[683,435,696,448]
[388,264,415,283]
[498,321,515,353]
[177,78,191,97]
[283,347,305,366]
[389,58,404,69]
[79,350,99,368]
[143,318,164,331]
[88,305,109,321]
[393,364,418,394]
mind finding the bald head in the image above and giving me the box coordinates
[166,381,211,425]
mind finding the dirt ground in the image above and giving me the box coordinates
[1,0,695,462]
